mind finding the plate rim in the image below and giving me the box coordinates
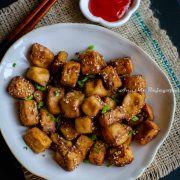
[0,23,176,180]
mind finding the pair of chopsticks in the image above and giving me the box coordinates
[0,0,57,60]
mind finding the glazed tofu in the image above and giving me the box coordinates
[75,135,93,159]
[99,106,126,127]
[8,76,35,99]
[26,66,50,86]
[47,86,64,115]
[135,120,160,145]
[79,50,106,75]
[124,75,146,92]
[89,141,106,166]
[40,109,56,134]
[19,100,39,126]
[60,120,79,140]
[102,123,132,146]
[142,104,154,121]
[85,79,108,97]
[122,92,145,118]
[51,51,68,74]
[75,116,93,134]
[23,127,52,153]
[60,61,80,87]
[33,90,45,103]
[109,57,133,75]
[29,43,54,69]
[81,95,103,117]
[60,91,85,118]
[107,145,134,166]
[103,97,116,110]
[100,66,122,90]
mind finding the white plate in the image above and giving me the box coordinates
[0,23,175,180]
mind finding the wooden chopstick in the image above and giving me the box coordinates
[0,0,57,60]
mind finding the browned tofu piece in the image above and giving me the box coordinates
[47,86,64,115]
[142,104,154,121]
[60,120,79,140]
[23,127,52,153]
[8,76,35,99]
[99,106,126,127]
[75,116,93,134]
[81,95,103,117]
[127,113,144,127]
[60,61,80,87]
[107,145,134,166]
[103,97,116,110]
[102,123,132,146]
[135,120,160,145]
[26,66,50,86]
[122,92,145,118]
[60,91,85,118]
[40,109,56,134]
[89,141,106,166]
[109,57,133,75]
[85,79,108,97]
[33,90,45,103]
[29,43,54,69]
[51,51,68,74]
[75,135,93,159]
[123,135,132,146]
[100,66,122,90]
[19,100,39,126]
[79,50,106,75]
[124,75,146,92]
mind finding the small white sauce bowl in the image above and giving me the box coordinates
[79,0,140,27]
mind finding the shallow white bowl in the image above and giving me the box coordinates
[79,0,141,27]
[0,23,175,180]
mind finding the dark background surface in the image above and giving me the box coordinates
[0,0,179,179]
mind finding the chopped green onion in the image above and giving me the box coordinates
[128,130,136,136]
[37,101,44,109]
[47,112,56,121]
[106,161,111,167]
[87,45,95,50]
[77,75,95,88]
[111,93,119,104]
[24,95,33,100]
[35,84,46,91]
[54,90,60,96]
[93,144,100,153]
[131,115,139,122]
[83,159,90,163]
[91,134,97,141]
[12,63,16,67]
[101,105,110,114]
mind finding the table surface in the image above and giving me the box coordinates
[0,0,179,179]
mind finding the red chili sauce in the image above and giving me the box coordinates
[89,0,132,22]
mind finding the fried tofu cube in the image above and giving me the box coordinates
[47,86,64,115]
[75,135,93,159]
[23,127,52,153]
[40,109,56,134]
[142,104,154,121]
[8,76,35,99]
[26,66,50,86]
[51,51,68,74]
[123,134,132,146]
[33,90,45,103]
[124,75,146,92]
[29,43,54,69]
[99,106,126,127]
[102,123,132,146]
[109,57,133,75]
[75,116,93,134]
[103,97,116,110]
[79,50,106,75]
[135,120,160,145]
[19,100,39,126]
[89,141,106,166]
[107,145,134,166]
[100,66,122,90]
[60,120,79,140]
[81,95,103,117]
[85,79,108,97]
[60,91,85,118]
[61,61,80,87]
